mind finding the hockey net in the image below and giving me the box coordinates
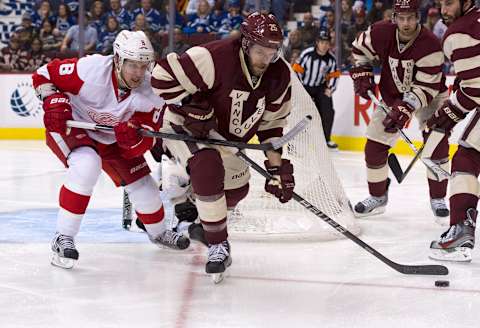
[228,68,359,241]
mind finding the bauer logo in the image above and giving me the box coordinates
[10,82,42,117]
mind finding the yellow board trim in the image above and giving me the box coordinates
[0,128,45,140]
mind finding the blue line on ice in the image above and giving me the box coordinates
[0,208,149,243]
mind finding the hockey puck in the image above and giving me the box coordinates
[434,280,449,287]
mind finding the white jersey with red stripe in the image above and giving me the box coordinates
[32,54,164,144]
[443,8,480,112]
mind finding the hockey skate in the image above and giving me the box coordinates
[354,194,388,217]
[187,223,208,246]
[50,233,79,269]
[429,209,476,262]
[327,141,338,150]
[206,241,232,284]
[430,198,450,226]
[149,229,190,250]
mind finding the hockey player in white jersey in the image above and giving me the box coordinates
[32,30,190,269]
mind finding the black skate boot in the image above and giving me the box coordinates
[174,199,199,233]
[206,241,232,284]
[149,230,190,250]
[429,208,476,262]
[187,223,208,246]
[51,233,79,269]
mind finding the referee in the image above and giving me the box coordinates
[294,29,340,149]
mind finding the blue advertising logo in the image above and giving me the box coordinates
[10,81,42,117]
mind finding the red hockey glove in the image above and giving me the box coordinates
[114,119,142,149]
[264,159,295,203]
[183,107,217,139]
[426,99,466,133]
[42,93,73,134]
[382,100,415,133]
[349,65,376,100]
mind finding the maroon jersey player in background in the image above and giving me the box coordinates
[349,0,450,223]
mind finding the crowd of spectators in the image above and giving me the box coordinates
[283,0,448,71]
[0,0,451,73]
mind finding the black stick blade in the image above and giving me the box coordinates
[394,264,449,275]
[387,154,403,183]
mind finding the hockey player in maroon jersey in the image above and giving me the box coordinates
[349,0,450,222]
[32,30,190,269]
[151,12,295,281]
[429,0,479,262]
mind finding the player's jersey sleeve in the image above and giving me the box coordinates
[351,22,388,66]
[257,60,292,143]
[32,57,84,99]
[409,48,444,109]
[151,46,216,104]
[443,26,480,112]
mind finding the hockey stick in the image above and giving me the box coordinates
[122,189,133,230]
[236,150,449,276]
[387,145,425,183]
[367,91,450,181]
[66,115,312,151]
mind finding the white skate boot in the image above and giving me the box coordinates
[354,194,388,217]
[149,230,190,250]
[429,208,476,262]
[50,233,79,269]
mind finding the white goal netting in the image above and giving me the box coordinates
[228,68,359,241]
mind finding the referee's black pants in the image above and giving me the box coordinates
[304,86,335,142]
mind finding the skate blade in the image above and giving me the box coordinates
[211,272,226,284]
[354,205,386,218]
[429,247,472,262]
[126,223,147,233]
[51,253,76,269]
[210,266,231,284]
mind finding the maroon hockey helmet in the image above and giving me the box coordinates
[240,12,283,50]
[393,0,420,13]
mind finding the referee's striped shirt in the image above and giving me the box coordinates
[296,47,338,91]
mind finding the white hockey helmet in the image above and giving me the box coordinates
[113,30,155,82]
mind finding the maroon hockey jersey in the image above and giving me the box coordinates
[151,37,292,143]
[442,8,480,112]
[352,21,446,109]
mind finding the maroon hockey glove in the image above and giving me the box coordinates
[426,100,466,133]
[382,100,415,133]
[114,119,142,149]
[42,93,73,134]
[349,65,375,100]
[183,107,217,139]
[264,159,295,203]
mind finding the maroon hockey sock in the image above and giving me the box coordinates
[450,194,479,225]
[365,139,390,197]
[428,179,448,199]
[201,218,228,245]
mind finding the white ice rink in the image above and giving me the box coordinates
[1,140,480,328]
